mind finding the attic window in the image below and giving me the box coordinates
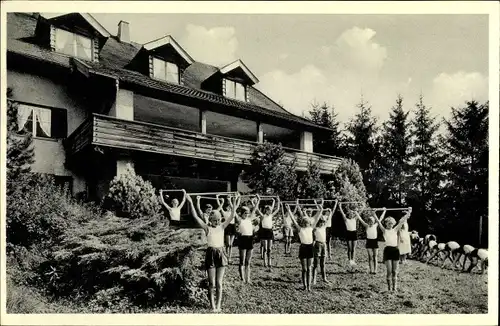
[152,57,179,84]
[224,79,246,102]
[53,27,93,61]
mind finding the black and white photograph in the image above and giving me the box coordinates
[1,1,498,324]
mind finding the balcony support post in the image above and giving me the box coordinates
[200,110,207,134]
[257,122,264,143]
[110,80,134,121]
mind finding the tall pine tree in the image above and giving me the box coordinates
[308,102,345,156]
[440,100,488,246]
[376,95,413,207]
[346,96,378,199]
[407,94,443,233]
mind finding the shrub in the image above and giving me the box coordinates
[103,164,162,219]
[297,160,328,199]
[6,173,99,249]
[38,215,207,309]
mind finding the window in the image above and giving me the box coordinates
[54,27,93,61]
[224,79,246,101]
[17,104,67,139]
[152,57,179,84]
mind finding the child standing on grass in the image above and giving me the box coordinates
[324,201,337,260]
[286,202,323,291]
[338,203,359,269]
[186,194,240,312]
[313,207,330,285]
[219,197,236,262]
[235,197,260,284]
[373,207,412,293]
[354,209,385,274]
[398,221,411,264]
[255,196,281,269]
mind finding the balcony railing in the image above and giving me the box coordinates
[65,114,343,174]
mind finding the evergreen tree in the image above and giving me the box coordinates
[440,100,488,246]
[376,95,413,206]
[6,88,35,191]
[297,160,328,199]
[407,94,443,233]
[345,96,378,198]
[245,142,298,200]
[308,102,345,156]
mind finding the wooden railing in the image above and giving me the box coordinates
[65,114,343,174]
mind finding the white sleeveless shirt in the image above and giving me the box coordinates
[477,249,488,260]
[437,243,446,250]
[169,207,181,221]
[207,226,224,248]
[239,219,254,236]
[463,244,475,254]
[222,211,234,224]
[261,214,273,229]
[298,227,314,245]
[447,241,460,250]
[384,229,398,247]
[283,214,293,228]
[429,240,437,249]
[325,214,332,227]
[314,226,327,242]
[345,217,357,231]
[366,224,378,240]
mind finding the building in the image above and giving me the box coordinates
[6,12,343,201]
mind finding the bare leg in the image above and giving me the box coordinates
[300,258,307,290]
[352,240,357,263]
[392,260,399,292]
[260,240,265,259]
[367,249,373,273]
[373,249,379,274]
[467,257,478,273]
[441,251,452,269]
[239,249,246,282]
[306,258,313,291]
[385,260,392,292]
[346,241,352,261]
[207,268,217,311]
[245,249,253,283]
[215,267,226,312]
[267,240,273,268]
[228,235,235,261]
[312,255,319,285]
[320,256,328,282]
[263,240,269,267]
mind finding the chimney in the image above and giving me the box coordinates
[117,20,130,43]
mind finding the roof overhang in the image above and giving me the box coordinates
[220,59,259,85]
[143,35,194,65]
[46,13,111,38]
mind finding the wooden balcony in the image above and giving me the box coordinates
[65,114,343,174]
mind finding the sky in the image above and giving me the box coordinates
[45,12,489,126]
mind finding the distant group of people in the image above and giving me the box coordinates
[159,190,488,313]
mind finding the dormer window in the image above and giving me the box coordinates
[54,27,93,61]
[224,78,246,101]
[152,57,179,84]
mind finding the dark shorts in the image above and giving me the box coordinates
[471,248,479,258]
[169,219,181,227]
[299,243,314,259]
[346,230,358,241]
[224,224,236,236]
[205,247,228,269]
[238,235,254,250]
[366,239,379,249]
[326,227,332,241]
[260,227,274,240]
[314,241,327,257]
[383,246,400,262]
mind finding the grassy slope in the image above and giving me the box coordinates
[193,240,488,314]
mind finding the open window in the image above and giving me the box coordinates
[17,103,67,139]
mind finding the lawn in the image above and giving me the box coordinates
[188,239,488,314]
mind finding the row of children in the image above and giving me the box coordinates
[159,190,415,312]
[410,233,488,274]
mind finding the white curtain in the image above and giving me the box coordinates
[55,28,74,55]
[76,34,92,60]
[34,108,51,137]
[17,105,32,132]
[153,57,166,80]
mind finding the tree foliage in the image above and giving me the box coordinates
[308,102,346,156]
[245,142,298,200]
[297,160,327,199]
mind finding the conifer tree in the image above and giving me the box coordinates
[308,102,345,156]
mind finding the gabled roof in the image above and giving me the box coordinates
[220,59,259,85]
[143,35,194,64]
[45,13,111,38]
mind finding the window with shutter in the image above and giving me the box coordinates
[53,27,93,61]
[17,104,67,139]
[223,78,246,101]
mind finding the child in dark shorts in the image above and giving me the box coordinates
[355,209,386,274]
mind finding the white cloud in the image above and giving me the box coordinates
[430,71,488,112]
[278,53,289,60]
[330,27,388,73]
[180,24,238,67]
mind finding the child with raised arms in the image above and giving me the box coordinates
[159,189,187,227]
[255,196,281,269]
[354,208,386,274]
[373,207,412,293]
[338,203,359,269]
[282,203,297,255]
[218,196,237,262]
[186,193,240,312]
[235,196,261,283]
[286,201,323,291]
[313,205,330,284]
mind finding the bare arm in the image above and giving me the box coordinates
[286,204,300,230]
[196,196,204,219]
[311,202,324,228]
[395,208,412,231]
[222,195,240,228]
[178,189,187,209]
[338,204,348,223]
[355,211,368,228]
[252,196,263,218]
[374,208,386,232]
[215,195,224,212]
[159,190,172,211]
[186,195,208,234]
[271,198,281,216]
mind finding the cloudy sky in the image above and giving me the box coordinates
[48,12,489,125]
